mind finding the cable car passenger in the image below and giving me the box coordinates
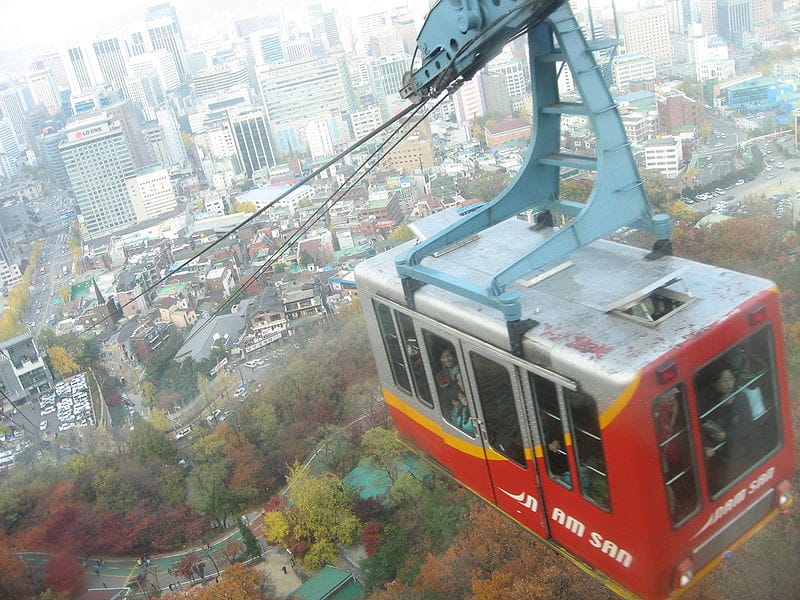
[695,329,780,496]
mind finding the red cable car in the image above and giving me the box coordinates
[355,214,794,599]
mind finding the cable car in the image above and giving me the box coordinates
[355,213,794,599]
[354,1,795,598]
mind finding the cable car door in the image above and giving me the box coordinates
[422,329,495,503]
[461,341,548,537]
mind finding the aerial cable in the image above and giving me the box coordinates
[139,95,447,384]
[54,102,423,353]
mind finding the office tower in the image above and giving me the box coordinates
[699,0,718,34]
[718,0,752,46]
[367,53,412,119]
[145,2,188,80]
[63,44,101,93]
[155,104,188,165]
[192,64,249,97]
[251,30,284,64]
[38,132,70,187]
[486,51,527,101]
[125,165,178,221]
[127,30,148,57]
[452,77,484,123]
[0,86,27,148]
[256,54,355,156]
[481,71,513,118]
[24,105,51,150]
[0,119,21,179]
[617,6,674,69]
[129,50,181,93]
[92,36,131,97]
[667,0,688,33]
[229,107,275,177]
[29,52,69,89]
[751,0,772,23]
[60,114,137,238]
[321,10,342,50]
[101,100,153,169]
[25,70,60,114]
[126,72,164,121]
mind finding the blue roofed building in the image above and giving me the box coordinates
[725,77,795,114]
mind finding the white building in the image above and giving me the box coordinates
[129,50,181,93]
[25,70,60,114]
[0,260,22,289]
[305,119,334,161]
[0,118,22,179]
[618,6,673,70]
[60,114,138,238]
[348,105,383,140]
[125,165,178,221]
[155,104,188,165]
[612,53,657,89]
[645,136,683,178]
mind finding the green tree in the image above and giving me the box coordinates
[237,517,261,559]
[461,171,511,201]
[129,418,178,464]
[360,427,403,482]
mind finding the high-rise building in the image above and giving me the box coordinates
[101,100,153,169]
[251,30,284,64]
[63,44,101,93]
[29,52,69,89]
[25,70,60,114]
[256,54,355,155]
[92,36,131,97]
[699,0,719,34]
[452,77,484,123]
[60,114,138,238]
[192,64,249,97]
[145,2,188,80]
[717,0,752,47]
[155,104,188,165]
[38,132,70,187]
[751,0,772,24]
[618,6,674,69]
[126,72,164,121]
[0,118,22,179]
[367,53,412,119]
[129,49,181,93]
[0,86,27,148]
[127,30,148,57]
[229,107,276,177]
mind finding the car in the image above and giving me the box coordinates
[776,163,784,169]
[175,427,191,440]
[791,166,800,172]
[714,142,724,148]
[39,420,48,431]
[735,179,744,186]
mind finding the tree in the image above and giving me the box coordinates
[298,249,314,266]
[48,345,80,377]
[360,427,403,481]
[283,463,361,562]
[128,418,178,464]
[389,224,415,244]
[42,553,84,596]
[237,516,261,559]
[461,171,511,201]
[147,407,171,431]
[0,544,34,599]
[141,380,156,406]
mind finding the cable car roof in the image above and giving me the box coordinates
[356,209,773,378]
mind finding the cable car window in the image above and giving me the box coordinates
[565,389,610,510]
[653,385,699,526]
[694,327,781,497]
[423,331,474,437]
[529,373,572,488]
[373,301,411,395]
[470,352,525,467]
[395,312,433,407]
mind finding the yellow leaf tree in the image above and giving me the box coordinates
[48,346,80,377]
